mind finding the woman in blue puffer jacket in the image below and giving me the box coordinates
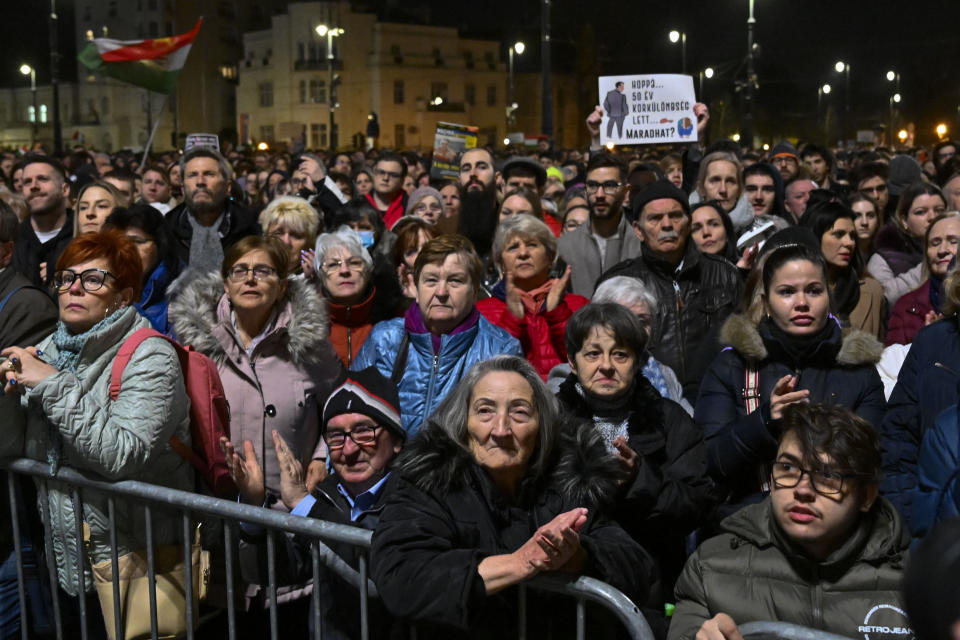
[353,234,522,436]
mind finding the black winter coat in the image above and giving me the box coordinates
[555,373,715,595]
[880,316,960,521]
[239,473,401,640]
[370,420,655,639]
[598,243,742,404]
[11,211,74,292]
[165,198,260,265]
[695,315,886,524]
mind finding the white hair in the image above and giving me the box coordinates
[314,227,374,274]
[592,276,659,315]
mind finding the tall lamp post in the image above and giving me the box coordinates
[743,0,757,149]
[668,30,687,75]
[19,64,37,147]
[315,23,344,151]
[818,84,832,141]
[698,67,714,100]
[507,41,525,129]
[834,60,851,144]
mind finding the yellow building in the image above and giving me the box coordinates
[237,1,513,151]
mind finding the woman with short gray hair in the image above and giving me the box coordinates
[313,228,385,366]
[371,355,654,637]
[478,215,590,379]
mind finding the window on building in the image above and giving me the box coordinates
[310,79,326,104]
[27,106,35,123]
[393,80,404,105]
[260,125,274,141]
[311,123,328,148]
[219,65,237,80]
[433,47,444,67]
[259,82,273,107]
[465,84,476,106]
[297,42,305,62]
[101,97,109,116]
[395,124,405,148]
[165,22,172,35]
[85,29,94,41]
[390,45,402,64]
[487,85,497,106]
[108,1,117,18]
[430,82,448,102]
[484,51,495,70]
[299,80,307,104]
[39,105,47,124]
[149,22,158,37]
[464,51,475,70]
[83,5,92,21]
[308,44,319,61]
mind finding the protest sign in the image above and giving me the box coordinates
[598,74,697,146]
[430,122,479,180]
[184,133,220,152]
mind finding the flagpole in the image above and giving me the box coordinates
[139,93,168,172]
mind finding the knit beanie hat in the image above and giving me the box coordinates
[887,155,922,197]
[405,186,445,217]
[322,367,405,441]
[770,140,799,161]
[630,179,690,221]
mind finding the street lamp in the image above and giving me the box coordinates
[315,23,345,150]
[19,64,37,146]
[886,69,901,93]
[508,41,525,128]
[818,83,831,113]
[668,30,687,74]
[834,60,851,142]
[937,123,948,139]
[698,67,714,98]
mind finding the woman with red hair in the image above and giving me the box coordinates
[0,230,194,610]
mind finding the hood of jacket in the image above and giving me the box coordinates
[170,270,330,365]
[721,497,909,569]
[393,416,622,511]
[719,313,883,366]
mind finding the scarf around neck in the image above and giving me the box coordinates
[758,315,841,368]
[187,212,225,274]
[51,306,129,372]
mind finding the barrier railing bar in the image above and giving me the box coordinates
[144,505,159,640]
[576,597,585,640]
[182,512,195,640]
[359,553,369,640]
[311,542,321,640]
[70,487,88,640]
[36,481,63,640]
[107,497,122,640]
[7,473,28,640]
[266,528,278,640]
[223,520,237,640]
[740,621,859,640]
[518,583,527,640]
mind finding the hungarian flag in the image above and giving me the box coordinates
[78,18,202,94]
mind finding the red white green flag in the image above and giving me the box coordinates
[78,18,202,94]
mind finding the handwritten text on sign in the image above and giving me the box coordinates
[598,74,697,146]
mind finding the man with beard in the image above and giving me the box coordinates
[11,155,73,289]
[456,148,500,291]
[557,152,642,296]
[166,147,259,273]
[599,180,742,403]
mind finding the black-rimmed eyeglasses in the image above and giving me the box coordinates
[324,425,381,449]
[770,461,864,496]
[53,268,117,292]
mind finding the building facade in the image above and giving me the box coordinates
[237,2,512,151]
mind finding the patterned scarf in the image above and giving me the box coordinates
[519,279,556,315]
[642,355,670,399]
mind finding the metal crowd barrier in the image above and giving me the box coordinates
[740,622,857,640]
[0,457,656,640]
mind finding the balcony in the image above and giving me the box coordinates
[294,59,344,72]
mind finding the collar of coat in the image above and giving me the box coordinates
[721,496,908,569]
[555,371,664,434]
[393,416,622,511]
[719,313,883,366]
[169,270,331,366]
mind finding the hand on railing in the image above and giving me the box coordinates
[696,613,744,640]
[219,437,266,507]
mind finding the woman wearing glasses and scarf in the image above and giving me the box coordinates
[1,231,193,606]
[171,235,343,506]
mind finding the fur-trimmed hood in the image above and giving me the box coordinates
[394,416,622,511]
[169,270,331,366]
[719,313,883,366]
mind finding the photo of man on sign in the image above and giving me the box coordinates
[603,81,628,138]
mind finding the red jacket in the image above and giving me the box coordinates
[365,192,406,229]
[328,288,377,367]
[477,292,589,379]
[885,280,933,346]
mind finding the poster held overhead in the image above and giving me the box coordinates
[598,74,698,146]
[430,122,479,181]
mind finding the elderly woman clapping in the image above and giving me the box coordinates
[371,356,654,638]
[1,231,193,597]
[477,215,588,379]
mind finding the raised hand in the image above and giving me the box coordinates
[220,437,266,506]
[769,374,809,421]
[1,346,57,394]
[514,507,588,575]
[585,106,603,138]
[273,430,309,510]
[693,102,710,136]
[504,271,525,320]
[612,435,639,485]
[545,265,572,313]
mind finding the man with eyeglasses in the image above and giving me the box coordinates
[669,403,910,640]
[557,152,643,297]
[769,140,801,183]
[850,162,892,219]
[364,152,408,229]
[229,367,403,637]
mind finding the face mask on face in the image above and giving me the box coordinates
[358,231,376,248]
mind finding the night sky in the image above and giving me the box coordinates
[4,0,959,146]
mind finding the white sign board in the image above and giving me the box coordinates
[184,133,220,153]
[598,74,697,146]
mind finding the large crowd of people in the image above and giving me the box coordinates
[1,103,959,639]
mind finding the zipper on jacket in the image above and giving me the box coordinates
[423,352,441,418]
[347,327,353,367]
[934,361,959,377]
[673,279,686,381]
[811,569,823,627]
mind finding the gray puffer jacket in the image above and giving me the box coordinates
[7,308,193,595]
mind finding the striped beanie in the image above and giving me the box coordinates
[322,367,405,440]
